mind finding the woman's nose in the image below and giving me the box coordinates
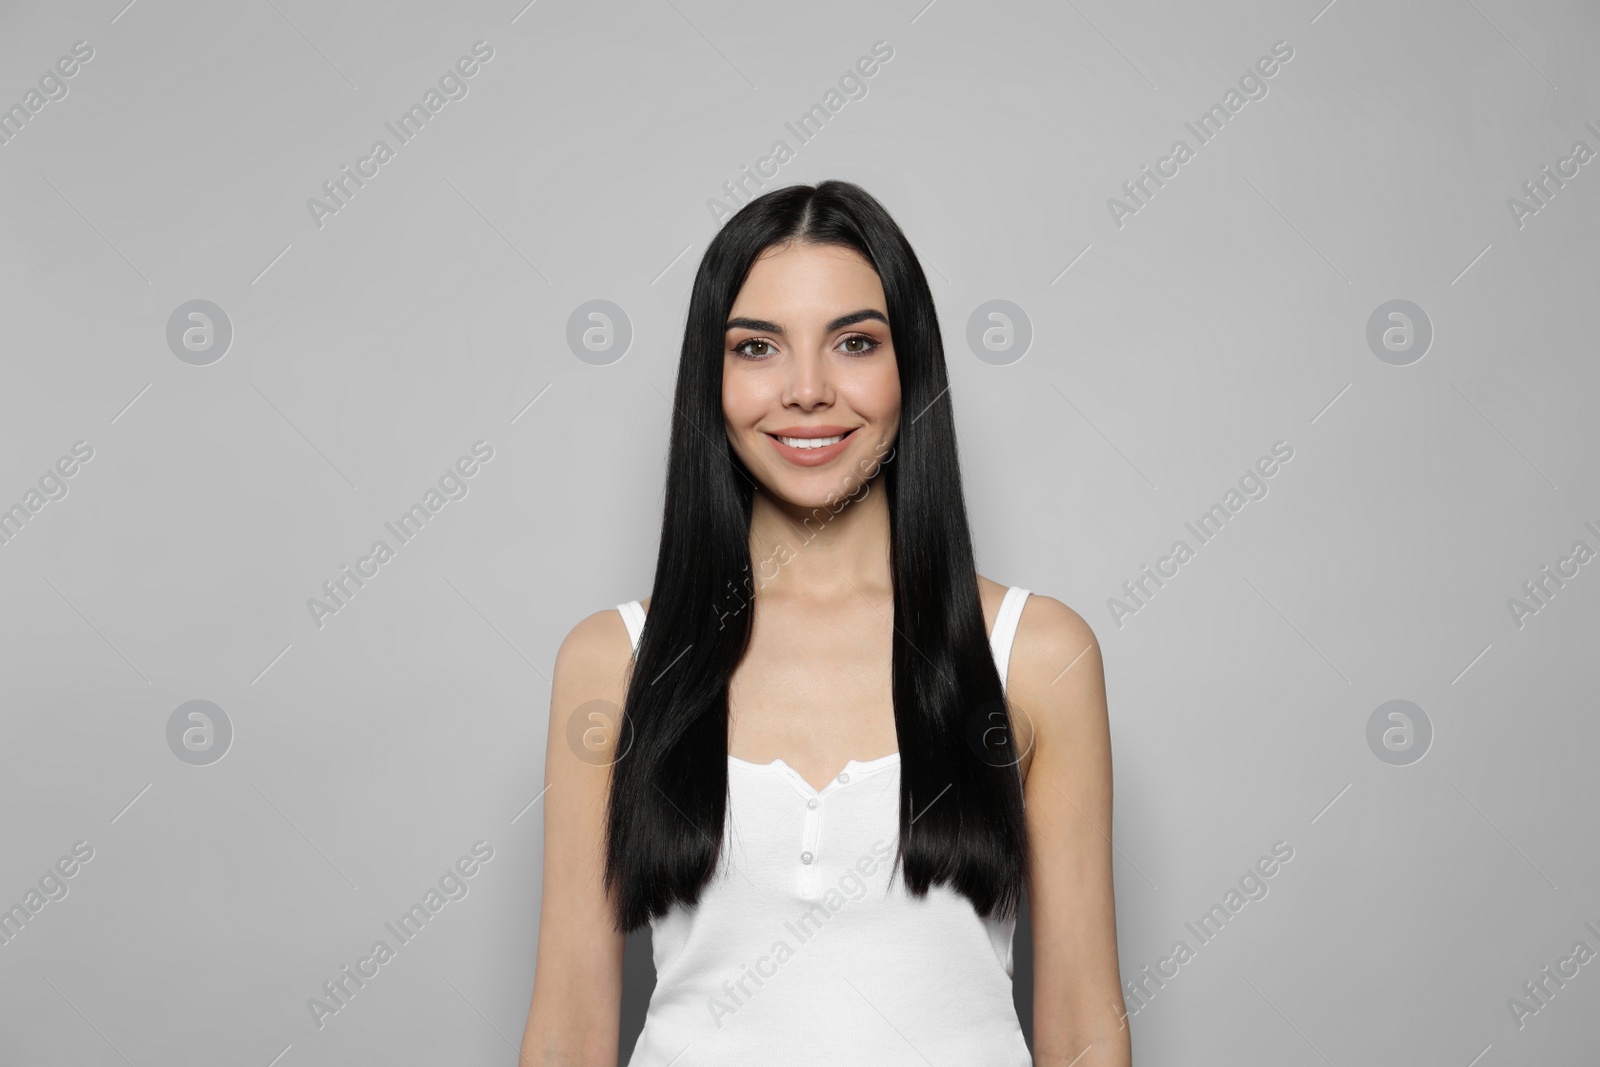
[782,348,831,408]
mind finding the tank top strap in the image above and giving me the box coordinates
[619,592,1030,679]
[616,600,646,652]
[988,587,1031,696]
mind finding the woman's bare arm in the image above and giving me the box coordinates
[1010,596,1131,1067]
[518,609,634,1066]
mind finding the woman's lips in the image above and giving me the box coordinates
[764,427,858,467]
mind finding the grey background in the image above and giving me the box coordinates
[1,0,1596,1064]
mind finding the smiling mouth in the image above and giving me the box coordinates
[764,425,857,451]
[768,431,853,449]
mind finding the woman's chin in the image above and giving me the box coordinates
[757,472,865,515]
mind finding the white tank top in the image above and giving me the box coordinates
[616,587,1035,1067]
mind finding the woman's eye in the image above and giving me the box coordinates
[733,336,880,359]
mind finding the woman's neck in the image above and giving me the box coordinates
[745,477,892,603]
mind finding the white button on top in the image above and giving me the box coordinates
[806,798,819,809]
[801,851,814,864]
[837,772,850,783]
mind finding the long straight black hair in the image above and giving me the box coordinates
[603,180,1028,933]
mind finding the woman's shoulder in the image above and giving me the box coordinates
[976,574,1100,671]
[553,603,638,697]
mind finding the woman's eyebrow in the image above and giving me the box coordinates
[725,309,889,335]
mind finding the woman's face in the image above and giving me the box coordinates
[722,241,901,511]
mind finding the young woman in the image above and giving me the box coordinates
[520,181,1127,1066]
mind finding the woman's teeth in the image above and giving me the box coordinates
[777,434,846,449]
